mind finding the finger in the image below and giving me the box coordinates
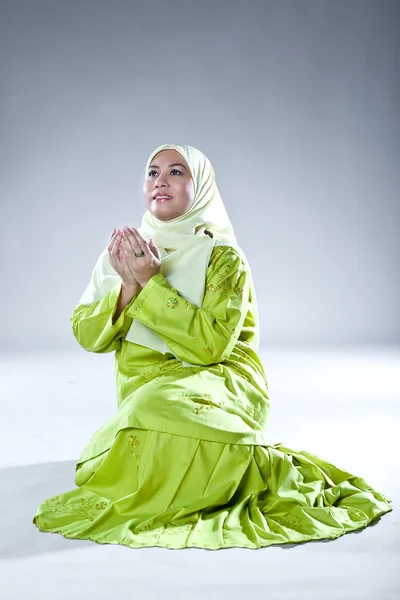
[107,230,117,247]
[123,227,146,256]
[114,237,127,268]
[130,227,148,246]
[108,231,119,252]
[116,233,124,252]
[106,228,116,245]
[149,239,161,260]
[148,239,157,259]
[117,239,125,259]
[108,229,119,246]
[130,228,151,257]
[120,228,138,254]
[108,231,119,251]
[109,232,122,256]
[119,237,139,281]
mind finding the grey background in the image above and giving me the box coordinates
[1,3,399,597]
[1,0,399,350]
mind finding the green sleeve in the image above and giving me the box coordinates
[126,247,249,365]
[70,282,136,353]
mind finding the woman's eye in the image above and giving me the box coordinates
[148,169,182,177]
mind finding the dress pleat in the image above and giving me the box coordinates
[32,427,392,550]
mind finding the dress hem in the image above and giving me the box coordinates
[32,503,393,551]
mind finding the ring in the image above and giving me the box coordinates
[135,251,145,257]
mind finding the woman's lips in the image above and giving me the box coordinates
[154,196,173,202]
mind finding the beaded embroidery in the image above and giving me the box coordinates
[216,282,234,299]
[134,520,193,540]
[245,404,261,422]
[193,404,211,415]
[140,362,199,384]
[167,297,179,309]
[40,495,108,522]
[266,518,284,534]
[205,272,238,299]
[184,300,195,311]
[277,512,305,532]
[163,522,193,536]
[140,521,194,542]
[178,391,225,414]
[204,249,244,299]
[236,340,252,351]
[135,521,152,533]
[225,361,253,383]
[36,518,47,529]
[128,434,140,459]
[328,506,350,519]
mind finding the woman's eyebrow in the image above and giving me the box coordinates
[149,163,188,170]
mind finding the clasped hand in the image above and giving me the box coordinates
[108,226,161,289]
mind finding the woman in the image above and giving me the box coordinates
[32,143,392,550]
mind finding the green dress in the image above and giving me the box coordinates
[32,245,393,549]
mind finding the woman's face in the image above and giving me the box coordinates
[143,149,195,221]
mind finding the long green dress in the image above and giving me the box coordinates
[32,245,393,549]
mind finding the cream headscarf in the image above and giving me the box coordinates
[78,143,259,359]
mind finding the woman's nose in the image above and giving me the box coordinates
[155,176,168,186]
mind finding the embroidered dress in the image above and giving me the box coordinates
[32,244,393,550]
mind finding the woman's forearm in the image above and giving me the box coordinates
[112,282,140,324]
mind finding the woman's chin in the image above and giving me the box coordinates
[149,203,177,220]
[151,208,176,221]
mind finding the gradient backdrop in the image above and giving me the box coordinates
[1,0,399,350]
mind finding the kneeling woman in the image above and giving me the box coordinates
[32,143,392,550]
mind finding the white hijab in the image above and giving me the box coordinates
[78,143,259,360]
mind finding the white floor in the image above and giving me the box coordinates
[0,345,399,600]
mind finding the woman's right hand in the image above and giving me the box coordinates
[107,229,138,290]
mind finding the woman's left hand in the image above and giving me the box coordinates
[120,227,161,287]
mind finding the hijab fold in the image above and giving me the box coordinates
[78,144,259,363]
